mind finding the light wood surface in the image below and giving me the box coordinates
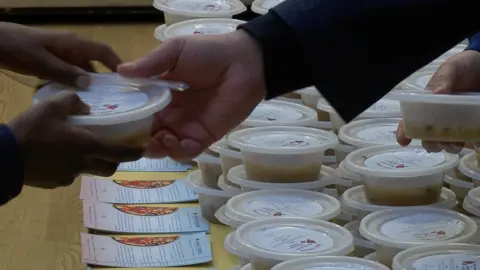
[0,0,151,8]
[0,24,236,270]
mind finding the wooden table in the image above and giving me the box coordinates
[0,24,237,270]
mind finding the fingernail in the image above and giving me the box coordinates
[76,75,90,89]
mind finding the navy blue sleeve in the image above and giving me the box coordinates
[0,125,23,205]
[466,33,480,52]
[240,0,479,122]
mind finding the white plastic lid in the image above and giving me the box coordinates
[153,0,246,17]
[338,118,421,148]
[242,100,318,127]
[194,152,220,164]
[359,208,478,250]
[233,217,354,261]
[223,189,341,226]
[388,90,480,105]
[458,152,480,181]
[392,243,480,270]
[271,256,390,270]
[227,126,338,154]
[317,98,401,118]
[154,24,167,41]
[341,186,458,214]
[251,0,284,15]
[463,190,480,217]
[344,220,375,249]
[227,164,336,190]
[34,73,172,126]
[218,174,242,194]
[296,86,322,97]
[444,174,474,189]
[344,145,459,178]
[164,18,245,39]
[364,253,377,261]
[398,66,437,90]
[185,170,238,197]
[466,187,480,209]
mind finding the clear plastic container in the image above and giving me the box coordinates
[344,220,375,258]
[210,140,242,188]
[317,98,401,134]
[296,86,330,122]
[153,0,247,25]
[195,153,222,189]
[163,18,245,39]
[34,73,173,146]
[228,217,354,270]
[154,24,167,42]
[463,187,480,217]
[225,233,250,267]
[251,0,285,15]
[185,170,238,223]
[364,252,378,261]
[444,172,473,203]
[227,126,338,182]
[344,145,459,206]
[218,174,242,194]
[359,208,478,267]
[388,90,480,141]
[239,100,318,129]
[215,189,341,229]
[392,243,480,270]
[458,152,480,188]
[341,185,458,219]
[227,164,336,192]
[271,256,390,270]
[335,161,362,196]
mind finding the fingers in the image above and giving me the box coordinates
[68,38,122,72]
[118,39,184,78]
[422,141,463,154]
[396,120,412,146]
[44,92,91,116]
[83,159,119,176]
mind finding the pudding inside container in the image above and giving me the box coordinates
[344,145,459,206]
[388,90,480,141]
[229,217,354,270]
[163,18,245,39]
[392,243,480,270]
[340,185,458,219]
[33,73,172,147]
[237,100,318,130]
[227,164,336,192]
[296,86,330,121]
[344,220,375,258]
[153,0,247,25]
[195,153,222,189]
[359,207,478,267]
[215,189,341,230]
[227,126,338,182]
[335,161,362,196]
[251,0,285,15]
[317,98,401,134]
[458,152,480,188]
[210,140,242,188]
[185,170,237,223]
[270,256,390,270]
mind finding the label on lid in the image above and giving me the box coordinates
[412,254,480,270]
[367,99,400,112]
[240,195,324,217]
[242,133,324,147]
[248,226,334,253]
[415,74,433,90]
[364,149,445,170]
[355,124,397,143]
[248,104,304,122]
[262,0,284,9]
[74,89,148,116]
[169,0,231,11]
[380,213,464,242]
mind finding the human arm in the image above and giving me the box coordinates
[0,125,23,205]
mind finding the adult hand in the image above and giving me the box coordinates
[396,50,480,153]
[118,31,266,161]
[8,92,144,189]
[0,22,122,88]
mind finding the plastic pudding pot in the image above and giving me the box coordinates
[227,126,338,182]
[251,0,285,15]
[271,256,390,270]
[388,90,480,141]
[153,0,246,25]
[274,96,303,104]
[340,185,458,219]
[229,217,354,270]
[458,152,480,187]
[239,100,318,129]
[317,98,401,134]
[227,164,336,192]
[34,73,172,147]
[185,170,237,223]
[215,189,341,230]
[359,208,478,267]
[218,175,242,194]
[444,173,473,202]
[335,161,362,196]
[163,18,245,39]
[344,220,375,258]
[392,243,480,270]
[364,252,378,261]
[397,66,437,90]
[225,233,250,267]
[463,187,480,217]
[154,24,167,42]
[344,145,459,206]
[296,86,330,121]
[210,140,242,188]
[196,153,222,189]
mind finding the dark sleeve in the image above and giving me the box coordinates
[466,33,480,52]
[0,125,23,205]
[239,0,479,122]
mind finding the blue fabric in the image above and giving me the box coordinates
[467,33,480,52]
[0,124,23,205]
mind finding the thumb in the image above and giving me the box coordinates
[118,39,184,78]
[46,91,91,116]
[425,65,456,94]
